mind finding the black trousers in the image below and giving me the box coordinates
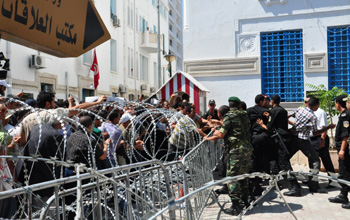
[250,132,279,174]
[249,132,279,196]
[337,147,350,195]
[309,136,335,174]
[289,136,320,190]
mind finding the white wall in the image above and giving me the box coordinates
[184,0,350,108]
[0,0,172,101]
[197,75,261,108]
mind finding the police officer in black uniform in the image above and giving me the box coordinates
[329,95,350,209]
[247,94,275,198]
[267,95,301,196]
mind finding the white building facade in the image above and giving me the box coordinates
[0,0,178,102]
[183,0,350,108]
[168,0,183,71]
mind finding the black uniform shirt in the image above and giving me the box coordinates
[247,105,269,133]
[335,109,350,148]
[202,109,219,120]
[267,105,289,138]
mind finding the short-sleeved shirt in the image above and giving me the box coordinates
[169,115,197,149]
[288,107,317,140]
[335,109,350,148]
[310,108,328,137]
[19,108,70,140]
[202,109,219,120]
[219,108,251,147]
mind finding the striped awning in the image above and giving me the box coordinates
[156,71,209,113]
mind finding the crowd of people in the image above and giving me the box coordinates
[0,82,220,218]
[0,78,349,218]
[204,94,350,216]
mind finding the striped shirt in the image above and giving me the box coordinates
[288,107,317,140]
[169,115,197,149]
[66,129,103,167]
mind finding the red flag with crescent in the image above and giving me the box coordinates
[90,49,99,90]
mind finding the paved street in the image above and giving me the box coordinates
[201,165,348,220]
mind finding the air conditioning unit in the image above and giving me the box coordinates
[112,15,121,27]
[140,84,147,91]
[150,87,156,93]
[30,55,46,69]
[119,84,127,93]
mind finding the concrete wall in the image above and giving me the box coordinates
[184,0,350,108]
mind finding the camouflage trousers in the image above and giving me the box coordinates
[227,144,252,201]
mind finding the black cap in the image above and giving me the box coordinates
[208,99,215,105]
[335,94,347,106]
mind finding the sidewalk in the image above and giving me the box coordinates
[201,165,347,220]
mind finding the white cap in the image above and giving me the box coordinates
[0,80,11,88]
[151,98,159,105]
[120,113,132,124]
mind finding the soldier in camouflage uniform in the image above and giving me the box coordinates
[206,97,252,216]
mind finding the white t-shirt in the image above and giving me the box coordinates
[310,108,328,137]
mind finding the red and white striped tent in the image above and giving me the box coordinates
[156,71,210,114]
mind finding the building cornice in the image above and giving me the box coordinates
[184,57,260,77]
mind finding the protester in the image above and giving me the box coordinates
[287,96,335,194]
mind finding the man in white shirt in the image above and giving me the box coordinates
[306,96,335,188]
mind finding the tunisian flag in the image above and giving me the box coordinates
[90,49,99,90]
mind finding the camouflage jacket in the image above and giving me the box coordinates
[219,108,251,147]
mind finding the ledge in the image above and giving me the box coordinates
[258,0,288,6]
[184,57,260,77]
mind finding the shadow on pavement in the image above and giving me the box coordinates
[245,190,303,215]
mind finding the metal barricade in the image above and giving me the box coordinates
[0,158,185,220]
[149,170,350,220]
[180,139,224,219]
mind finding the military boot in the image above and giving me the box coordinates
[329,191,349,204]
[283,179,301,197]
[215,184,229,195]
[224,200,242,216]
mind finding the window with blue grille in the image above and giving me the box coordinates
[328,26,350,93]
[261,30,304,102]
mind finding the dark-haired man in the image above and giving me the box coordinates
[202,99,219,121]
[305,96,335,188]
[18,92,107,145]
[328,95,350,209]
[66,116,108,167]
[287,96,335,195]
[247,94,273,198]
[99,111,123,167]
[260,95,297,194]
